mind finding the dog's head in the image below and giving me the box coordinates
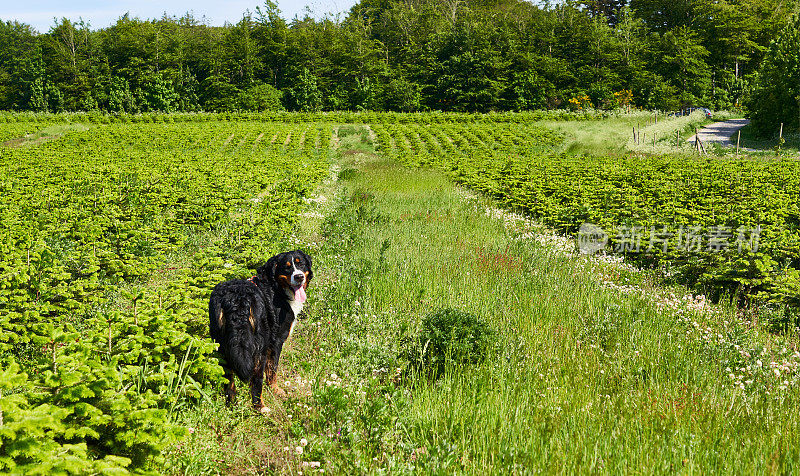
[257,250,313,302]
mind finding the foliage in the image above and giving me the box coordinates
[373,118,800,317]
[237,82,284,111]
[747,13,800,137]
[407,308,495,377]
[381,77,422,112]
[0,119,330,471]
[248,136,800,474]
[287,68,323,112]
[0,0,798,112]
[137,72,180,112]
[568,94,592,110]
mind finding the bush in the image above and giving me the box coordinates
[382,78,422,112]
[406,308,495,377]
[237,83,284,112]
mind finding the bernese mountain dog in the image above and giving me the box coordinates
[209,250,313,412]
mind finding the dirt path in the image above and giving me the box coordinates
[686,118,749,146]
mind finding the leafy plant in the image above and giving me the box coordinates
[406,308,496,377]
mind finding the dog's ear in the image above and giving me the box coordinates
[257,255,279,283]
[301,251,313,282]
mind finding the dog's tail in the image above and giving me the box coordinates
[209,293,261,381]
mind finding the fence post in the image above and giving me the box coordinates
[736,130,741,158]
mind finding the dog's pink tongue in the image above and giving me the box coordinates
[294,286,307,303]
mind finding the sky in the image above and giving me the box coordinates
[0,0,361,33]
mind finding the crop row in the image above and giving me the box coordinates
[370,122,564,166]
[0,109,607,125]
[0,121,331,472]
[375,122,800,322]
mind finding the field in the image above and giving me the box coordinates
[2,113,800,474]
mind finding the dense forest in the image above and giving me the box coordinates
[0,0,797,130]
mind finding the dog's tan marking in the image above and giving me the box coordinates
[265,350,276,383]
[218,309,225,329]
[265,351,286,397]
[285,261,291,267]
[277,274,291,288]
[248,307,255,331]
[270,385,286,397]
[303,271,310,289]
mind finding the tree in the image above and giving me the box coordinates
[426,13,509,112]
[287,68,322,111]
[578,0,628,26]
[238,82,284,111]
[225,13,262,88]
[382,76,422,111]
[657,25,710,105]
[107,76,136,112]
[201,75,240,111]
[747,13,800,136]
[629,0,699,32]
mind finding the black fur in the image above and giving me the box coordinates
[209,250,313,409]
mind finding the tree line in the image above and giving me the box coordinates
[0,0,796,132]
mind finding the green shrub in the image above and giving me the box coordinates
[407,308,496,377]
[237,83,284,112]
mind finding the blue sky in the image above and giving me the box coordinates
[0,0,360,32]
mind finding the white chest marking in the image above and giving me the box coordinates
[289,299,304,317]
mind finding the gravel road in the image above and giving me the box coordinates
[686,118,750,146]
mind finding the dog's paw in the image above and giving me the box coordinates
[270,385,287,398]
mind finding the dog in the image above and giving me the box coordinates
[209,250,313,411]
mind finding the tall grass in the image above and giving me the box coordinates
[167,123,800,474]
[281,127,800,473]
[542,110,710,156]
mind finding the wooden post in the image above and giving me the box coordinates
[633,127,637,144]
[695,127,699,153]
[779,123,784,151]
[736,130,741,158]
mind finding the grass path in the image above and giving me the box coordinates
[169,126,800,475]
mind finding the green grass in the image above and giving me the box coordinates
[542,110,724,156]
[736,123,800,157]
[0,122,90,146]
[167,124,800,474]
